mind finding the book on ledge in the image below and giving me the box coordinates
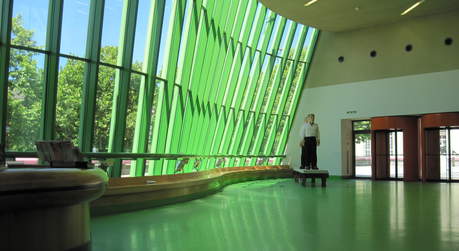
[35,141,88,168]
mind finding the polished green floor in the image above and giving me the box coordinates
[91,178,459,251]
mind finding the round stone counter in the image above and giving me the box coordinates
[0,167,108,251]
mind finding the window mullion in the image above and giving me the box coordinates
[132,0,166,177]
[0,0,13,147]
[40,0,64,141]
[248,16,287,160]
[181,0,229,170]
[285,29,320,149]
[79,0,105,153]
[149,0,187,175]
[107,0,139,177]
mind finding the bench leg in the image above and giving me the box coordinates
[301,177,306,186]
[321,178,327,187]
[311,178,315,185]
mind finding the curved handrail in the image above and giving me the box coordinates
[5,151,286,160]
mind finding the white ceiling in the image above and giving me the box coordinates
[260,0,459,32]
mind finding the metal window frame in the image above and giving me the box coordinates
[131,0,166,177]
[281,29,320,162]
[1,0,320,177]
[179,0,234,171]
[40,0,64,141]
[107,0,140,177]
[149,0,187,175]
[247,16,287,164]
[79,0,105,153]
[0,0,13,147]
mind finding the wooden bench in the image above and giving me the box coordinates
[293,169,329,187]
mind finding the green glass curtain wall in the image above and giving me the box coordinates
[0,0,319,177]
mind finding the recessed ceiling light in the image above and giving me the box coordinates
[304,0,319,7]
[401,0,425,16]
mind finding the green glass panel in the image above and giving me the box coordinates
[131,0,165,176]
[284,62,305,115]
[1,0,320,175]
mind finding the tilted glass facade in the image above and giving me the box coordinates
[0,0,318,177]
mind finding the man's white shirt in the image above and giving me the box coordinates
[301,123,320,141]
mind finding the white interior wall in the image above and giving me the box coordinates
[285,69,459,175]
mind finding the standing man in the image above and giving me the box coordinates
[300,114,320,170]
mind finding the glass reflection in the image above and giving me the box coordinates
[389,182,405,237]
[92,179,459,251]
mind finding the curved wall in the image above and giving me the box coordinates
[91,165,292,215]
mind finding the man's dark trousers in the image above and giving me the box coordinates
[301,137,317,169]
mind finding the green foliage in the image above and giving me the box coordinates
[7,17,142,152]
[123,73,141,151]
[7,16,43,151]
[5,13,311,161]
[353,121,370,131]
[354,121,371,143]
[55,59,84,145]
[93,46,118,151]
[11,15,38,48]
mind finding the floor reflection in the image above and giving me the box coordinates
[92,179,459,251]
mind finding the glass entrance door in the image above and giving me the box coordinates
[389,130,404,179]
[451,129,459,180]
[439,128,459,181]
[353,121,371,178]
[440,129,449,180]
[425,128,459,181]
